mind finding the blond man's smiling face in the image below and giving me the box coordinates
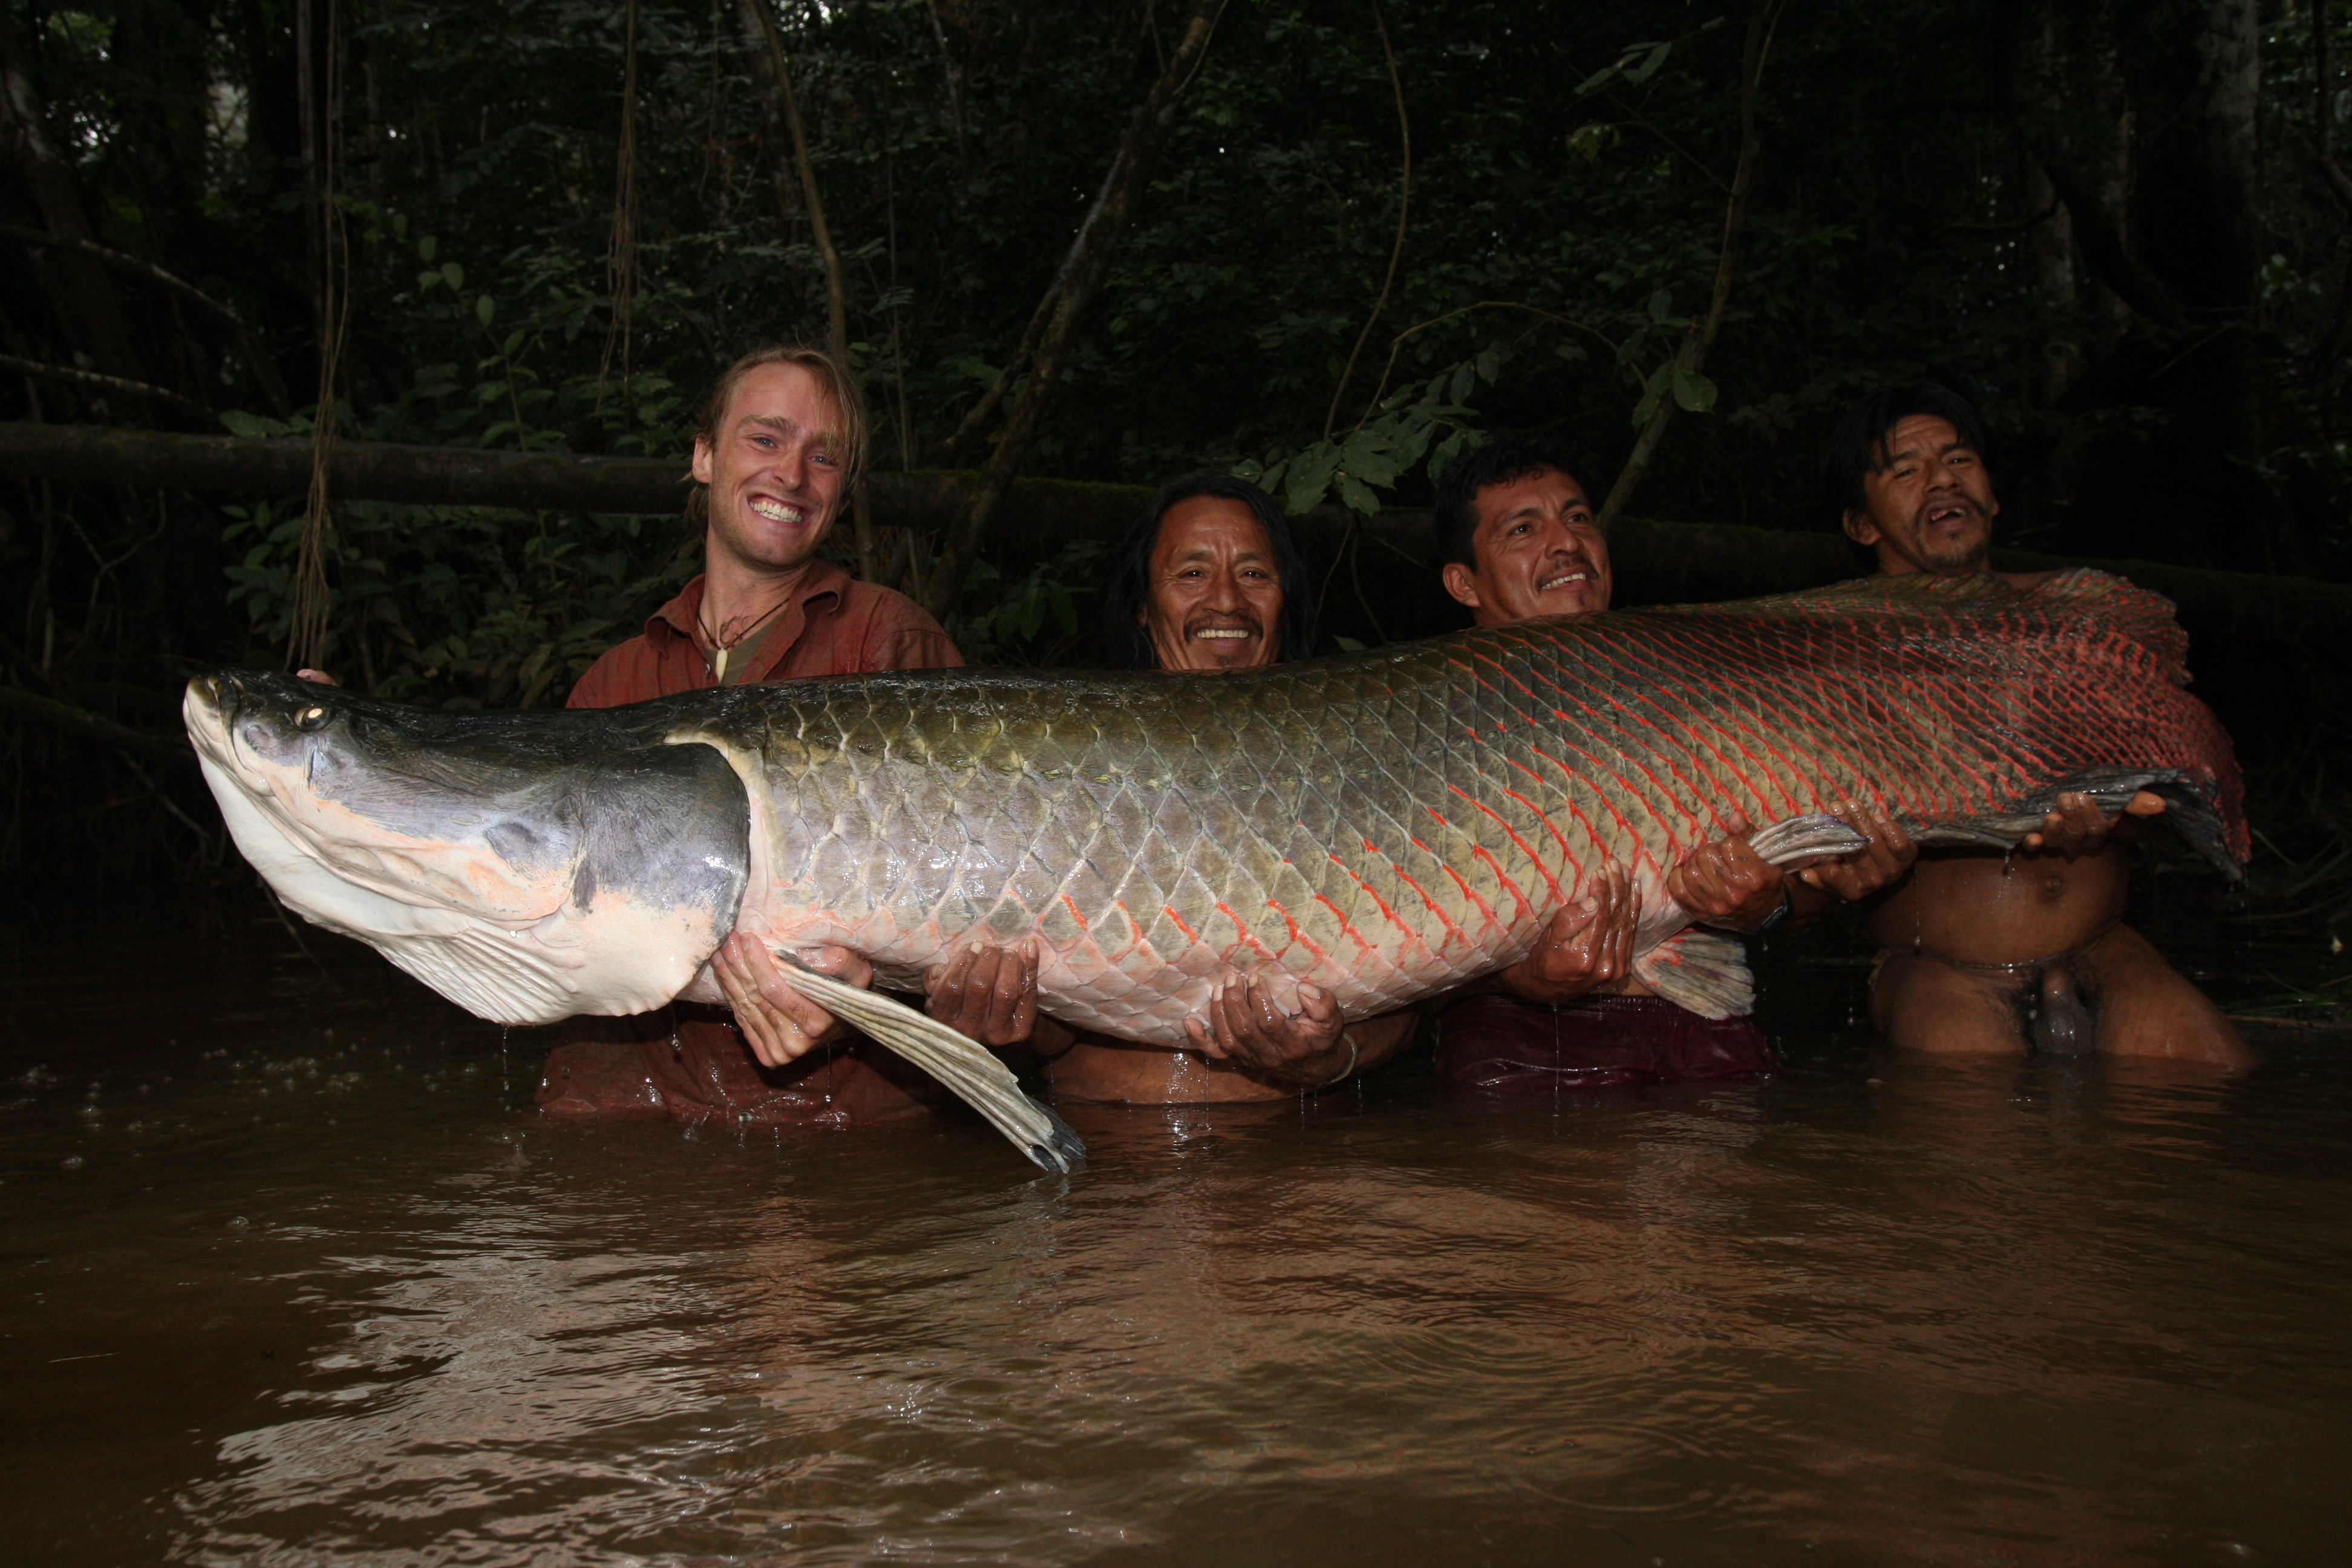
[691,361,846,577]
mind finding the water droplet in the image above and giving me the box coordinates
[60,1154,84,1170]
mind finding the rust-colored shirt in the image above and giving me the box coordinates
[567,560,961,708]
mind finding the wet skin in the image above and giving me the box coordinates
[1840,419,2249,1068]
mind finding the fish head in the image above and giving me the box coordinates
[185,670,750,1024]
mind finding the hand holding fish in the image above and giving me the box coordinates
[710,934,874,1067]
[1669,815,1789,932]
[1497,863,1640,1004]
[1184,974,1354,1088]
[1794,799,1918,903]
[2022,789,2166,858]
[923,939,1043,1047]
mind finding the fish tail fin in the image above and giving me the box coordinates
[1913,765,2244,881]
[1634,929,1756,1020]
[779,958,1086,1173]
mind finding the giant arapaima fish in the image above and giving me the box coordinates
[185,569,2245,1171]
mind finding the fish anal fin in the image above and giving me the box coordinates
[777,956,1086,1174]
[1634,929,1756,1020]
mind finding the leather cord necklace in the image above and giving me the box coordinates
[697,593,789,683]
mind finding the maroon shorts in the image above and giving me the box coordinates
[534,1004,947,1126]
[1434,993,1776,1092]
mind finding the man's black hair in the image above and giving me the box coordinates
[1821,381,1999,518]
[1431,433,1586,570]
[1097,472,1319,669]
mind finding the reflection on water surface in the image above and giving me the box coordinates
[3,918,2348,1566]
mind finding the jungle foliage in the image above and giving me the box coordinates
[4,0,2351,906]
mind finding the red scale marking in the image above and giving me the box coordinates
[1325,854,1422,953]
[1266,898,1330,963]
[1311,892,1377,952]
[1469,844,1535,920]
[1161,904,1199,947]
[1447,782,1565,903]
[1061,894,1088,930]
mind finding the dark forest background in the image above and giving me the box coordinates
[4,0,2350,939]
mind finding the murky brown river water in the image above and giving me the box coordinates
[4,908,2348,1566]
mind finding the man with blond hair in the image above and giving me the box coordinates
[537,345,965,1125]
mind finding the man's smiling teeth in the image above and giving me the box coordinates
[750,498,805,523]
[1193,628,1252,639]
[1539,571,1590,592]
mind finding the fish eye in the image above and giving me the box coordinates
[296,705,328,731]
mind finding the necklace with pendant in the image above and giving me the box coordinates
[697,594,789,683]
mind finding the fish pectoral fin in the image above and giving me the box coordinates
[777,956,1086,1174]
[1633,929,1756,1020]
[1746,812,1870,866]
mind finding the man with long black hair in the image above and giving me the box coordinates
[1826,382,2250,1066]
[901,472,1422,1103]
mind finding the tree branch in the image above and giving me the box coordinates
[1325,1,1411,439]
[736,0,877,581]
[920,0,1230,621]
[0,353,215,420]
[1598,0,1783,530]
[0,684,194,766]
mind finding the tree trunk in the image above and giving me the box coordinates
[1596,0,1784,531]
[734,0,878,581]
[0,14,145,382]
[920,0,1230,621]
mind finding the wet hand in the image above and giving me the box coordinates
[923,938,1040,1046]
[2022,789,2164,858]
[1183,974,1349,1088]
[1498,864,1639,1003]
[1797,798,1919,902]
[710,934,873,1068]
[296,669,338,686]
[1668,814,1786,931]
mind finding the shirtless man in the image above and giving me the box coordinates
[1428,433,1916,1089]
[1828,382,2251,1067]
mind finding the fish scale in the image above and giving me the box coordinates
[654,569,2241,1047]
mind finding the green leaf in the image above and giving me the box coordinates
[1332,635,1367,652]
[1648,289,1674,322]
[1284,442,1341,515]
[1672,365,1718,413]
[418,235,438,262]
[1574,64,1618,96]
[1475,347,1502,384]
[475,293,495,327]
[1339,428,1401,488]
[220,410,281,439]
[441,261,465,290]
[1632,362,1671,426]
[1449,362,1477,404]
[1622,40,1674,85]
[1230,458,1265,482]
[1336,472,1380,515]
